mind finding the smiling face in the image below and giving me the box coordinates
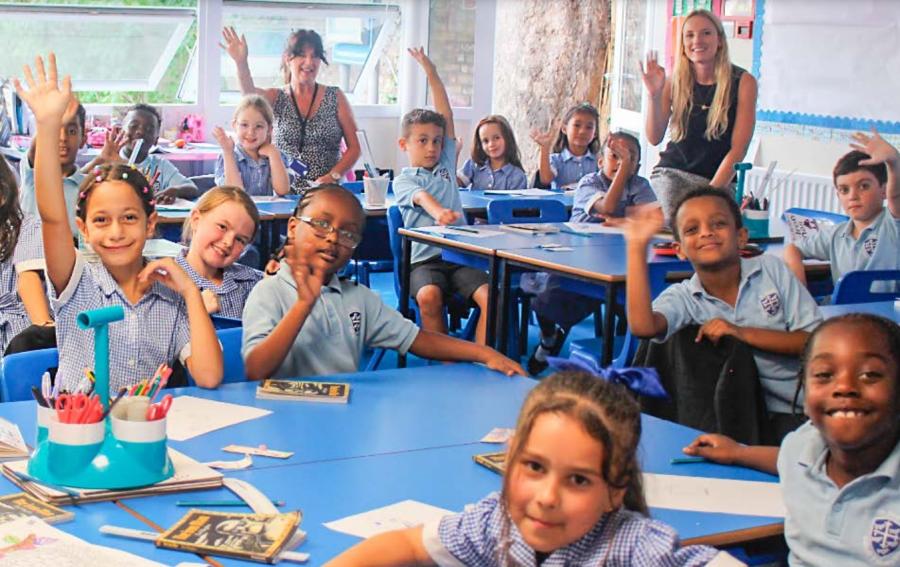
[122,109,160,163]
[478,122,507,163]
[804,322,899,458]
[76,180,155,269]
[287,190,364,278]
[674,195,746,269]
[400,123,445,169]
[682,13,722,65]
[835,169,887,226]
[562,111,597,156]
[507,412,620,552]
[58,115,85,169]
[189,201,257,272]
[286,44,322,86]
[233,106,271,154]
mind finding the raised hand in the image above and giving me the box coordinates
[640,51,666,99]
[212,126,235,154]
[407,47,436,75]
[14,53,77,126]
[138,258,197,297]
[220,26,249,63]
[850,128,900,167]
[621,203,664,245]
[608,136,636,176]
[530,119,558,149]
[99,125,127,163]
[285,240,325,306]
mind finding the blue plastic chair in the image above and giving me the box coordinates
[832,270,900,304]
[342,180,394,287]
[1,348,59,402]
[216,327,247,383]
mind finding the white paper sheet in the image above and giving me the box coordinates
[643,473,785,518]
[251,196,295,204]
[155,198,196,211]
[414,226,505,238]
[484,188,558,197]
[0,417,28,457]
[563,222,625,235]
[324,500,454,538]
[166,396,272,441]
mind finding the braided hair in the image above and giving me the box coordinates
[76,163,156,221]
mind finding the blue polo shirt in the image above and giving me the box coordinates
[778,421,900,566]
[571,172,657,221]
[652,254,823,413]
[457,159,527,191]
[549,148,598,189]
[214,145,293,196]
[241,265,420,377]
[793,209,900,285]
[128,153,196,194]
[19,158,86,237]
[394,137,466,264]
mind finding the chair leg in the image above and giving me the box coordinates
[593,303,604,338]
[365,348,386,371]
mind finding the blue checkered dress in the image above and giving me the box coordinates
[0,217,36,353]
[175,249,262,318]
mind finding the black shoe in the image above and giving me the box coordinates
[526,327,567,376]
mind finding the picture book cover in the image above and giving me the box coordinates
[156,510,300,564]
[0,493,73,525]
[473,451,506,475]
[256,380,350,404]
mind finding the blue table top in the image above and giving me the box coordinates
[459,189,573,212]
[498,244,692,282]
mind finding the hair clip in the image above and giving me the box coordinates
[142,187,149,193]
[79,191,86,199]
[92,166,102,175]
[121,172,129,180]
[129,164,137,170]
[94,175,102,182]
[148,199,157,206]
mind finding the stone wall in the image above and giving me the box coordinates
[493,0,612,176]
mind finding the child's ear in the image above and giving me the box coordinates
[398,137,408,151]
[146,210,158,236]
[737,226,749,249]
[75,217,88,239]
[673,241,687,260]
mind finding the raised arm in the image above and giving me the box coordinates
[14,54,77,294]
[641,51,671,146]
[594,138,635,217]
[530,122,556,186]
[408,47,454,139]
[709,73,758,189]
[212,127,244,188]
[220,26,278,105]
[851,128,900,218]
[623,206,669,337]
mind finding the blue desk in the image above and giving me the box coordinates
[822,300,899,321]
[458,190,573,216]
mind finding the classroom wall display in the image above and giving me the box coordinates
[753,0,900,134]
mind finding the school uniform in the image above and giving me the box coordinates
[50,252,191,392]
[0,216,42,354]
[13,214,46,274]
[792,209,900,286]
[241,264,420,378]
[652,254,823,414]
[422,492,732,566]
[214,145,293,196]
[127,152,196,195]
[570,172,657,222]
[549,148,598,190]
[394,137,488,299]
[18,158,86,236]
[457,159,527,191]
[778,421,900,566]
[175,249,262,319]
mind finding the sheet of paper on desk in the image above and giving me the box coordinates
[0,516,166,567]
[484,188,558,197]
[166,396,272,441]
[643,473,785,518]
[251,196,295,203]
[324,500,454,538]
[0,417,28,458]
[563,222,626,235]
[415,226,505,238]
[155,198,196,211]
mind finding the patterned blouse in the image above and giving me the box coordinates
[273,85,344,192]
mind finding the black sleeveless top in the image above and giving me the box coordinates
[657,65,745,181]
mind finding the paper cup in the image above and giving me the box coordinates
[363,177,390,207]
[111,396,150,422]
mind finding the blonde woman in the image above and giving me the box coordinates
[642,9,758,222]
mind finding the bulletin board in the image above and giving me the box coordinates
[753,0,900,134]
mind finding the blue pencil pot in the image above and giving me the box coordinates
[46,421,105,478]
[742,209,770,240]
[35,404,55,446]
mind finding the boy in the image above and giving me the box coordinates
[241,184,524,380]
[784,130,900,287]
[393,48,491,345]
[85,103,198,204]
[624,187,823,439]
[19,101,86,236]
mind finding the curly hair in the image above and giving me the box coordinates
[76,163,156,221]
[0,157,22,263]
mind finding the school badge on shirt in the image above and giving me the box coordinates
[349,311,362,335]
[436,166,451,181]
[864,236,878,257]
[760,292,782,316]
[869,517,900,562]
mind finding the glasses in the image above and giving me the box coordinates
[295,216,362,249]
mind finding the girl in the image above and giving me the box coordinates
[212,95,292,197]
[684,314,900,565]
[457,115,527,191]
[326,372,733,566]
[17,53,223,391]
[179,186,263,318]
[642,9,757,222]
[530,103,600,190]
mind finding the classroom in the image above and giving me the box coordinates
[0,0,897,565]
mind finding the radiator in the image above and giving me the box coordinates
[743,167,841,236]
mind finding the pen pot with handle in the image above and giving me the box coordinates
[35,404,56,446]
[742,208,770,240]
[110,396,169,473]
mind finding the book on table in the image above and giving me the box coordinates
[256,379,350,404]
[0,492,74,524]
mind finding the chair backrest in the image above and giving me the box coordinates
[832,270,900,304]
[211,315,243,330]
[386,205,406,306]
[1,348,59,402]
[216,327,247,383]
[781,207,849,242]
[487,198,568,225]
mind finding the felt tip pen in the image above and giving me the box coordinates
[175,499,286,507]
[670,456,706,465]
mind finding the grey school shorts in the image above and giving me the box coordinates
[409,257,489,301]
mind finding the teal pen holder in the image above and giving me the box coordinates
[742,209,770,240]
[27,306,173,489]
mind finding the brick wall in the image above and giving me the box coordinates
[429,0,476,108]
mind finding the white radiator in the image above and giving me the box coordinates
[743,167,841,236]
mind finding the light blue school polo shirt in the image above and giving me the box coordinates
[549,148,598,189]
[127,153,196,194]
[778,421,900,566]
[241,264,420,378]
[652,254,823,413]
[793,209,900,285]
[19,158,85,237]
[394,137,466,264]
[571,172,657,222]
[457,159,527,191]
[214,145,293,196]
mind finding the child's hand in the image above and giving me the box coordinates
[436,208,461,226]
[640,51,666,99]
[285,241,325,306]
[201,289,220,314]
[482,349,527,377]
[99,126,127,163]
[258,142,278,159]
[683,433,743,464]
[139,258,197,296]
[621,204,664,245]
[156,187,178,205]
[14,53,77,127]
[530,119,558,149]
[407,47,437,75]
[850,128,900,167]
[695,318,742,345]
[220,26,249,63]
[609,137,636,176]
[212,126,235,154]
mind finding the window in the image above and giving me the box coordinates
[617,0,647,114]
[0,1,197,104]
[427,0,475,108]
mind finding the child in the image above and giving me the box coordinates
[530,103,600,190]
[527,132,658,375]
[393,48,491,345]
[683,314,900,566]
[178,186,262,318]
[624,187,823,440]
[456,115,527,190]
[326,371,736,566]
[784,130,900,288]
[16,53,222,390]
[241,184,525,380]
[212,95,292,197]
[18,100,86,236]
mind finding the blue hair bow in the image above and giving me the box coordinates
[546,356,669,399]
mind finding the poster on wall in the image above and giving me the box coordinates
[755,0,900,133]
